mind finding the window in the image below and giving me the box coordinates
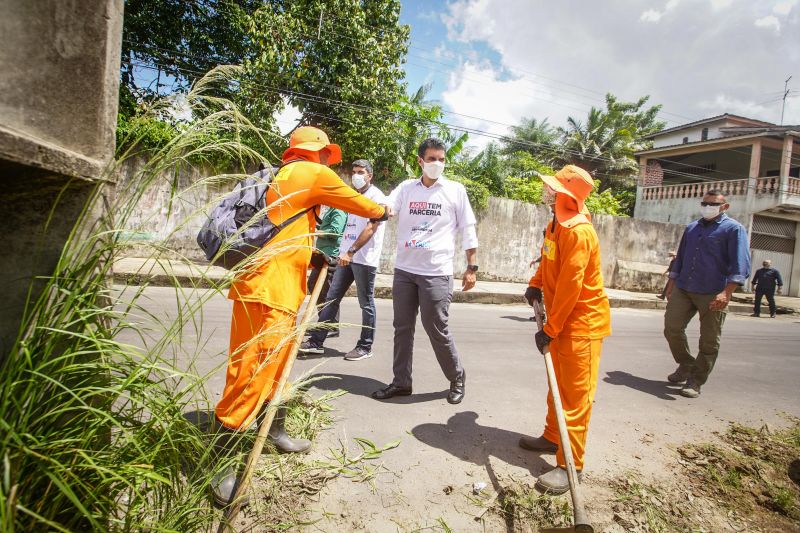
[701,128,709,141]
[682,137,689,144]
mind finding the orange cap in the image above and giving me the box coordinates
[539,165,594,227]
[282,126,342,165]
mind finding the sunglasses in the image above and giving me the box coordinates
[700,201,724,207]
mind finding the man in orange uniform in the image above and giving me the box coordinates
[212,127,388,505]
[520,165,611,494]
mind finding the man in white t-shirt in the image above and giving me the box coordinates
[372,138,479,404]
[300,159,388,361]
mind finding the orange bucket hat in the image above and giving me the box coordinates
[539,165,595,227]
[282,126,342,164]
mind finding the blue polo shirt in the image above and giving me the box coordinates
[669,213,751,295]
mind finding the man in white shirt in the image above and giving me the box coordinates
[300,159,388,361]
[372,138,479,404]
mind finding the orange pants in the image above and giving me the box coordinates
[215,300,296,430]
[541,337,603,471]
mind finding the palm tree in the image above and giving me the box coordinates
[500,117,559,162]
[558,94,664,189]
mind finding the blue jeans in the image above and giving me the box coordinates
[309,262,377,349]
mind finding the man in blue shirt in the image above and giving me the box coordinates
[663,190,751,398]
[751,259,783,318]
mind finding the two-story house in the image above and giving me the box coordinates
[634,114,800,296]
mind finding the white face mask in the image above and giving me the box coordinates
[351,174,368,190]
[423,161,445,180]
[700,204,721,220]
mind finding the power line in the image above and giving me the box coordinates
[127,58,627,167]
[128,58,800,184]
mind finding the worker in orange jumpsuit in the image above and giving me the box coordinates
[212,127,388,505]
[520,165,611,495]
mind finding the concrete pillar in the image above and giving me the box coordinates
[792,223,800,297]
[634,157,647,218]
[0,0,123,353]
[779,135,794,196]
[749,140,762,179]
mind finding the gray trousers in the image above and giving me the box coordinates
[663,287,727,386]
[391,268,464,388]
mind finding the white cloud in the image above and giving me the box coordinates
[773,0,798,16]
[641,0,681,22]
[708,0,733,10]
[273,102,301,136]
[442,0,494,42]
[698,94,776,119]
[640,9,664,22]
[435,0,800,140]
[754,15,781,32]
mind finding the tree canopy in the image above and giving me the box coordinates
[118,2,661,215]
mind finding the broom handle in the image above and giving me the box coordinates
[532,301,592,531]
[219,262,329,531]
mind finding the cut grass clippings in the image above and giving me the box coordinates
[677,417,800,532]
[482,479,572,532]
[237,390,401,531]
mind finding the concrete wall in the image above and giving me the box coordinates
[120,163,688,293]
[0,0,123,353]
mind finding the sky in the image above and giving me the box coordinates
[397,0,800,148]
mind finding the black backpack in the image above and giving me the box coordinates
[196,162,313,270]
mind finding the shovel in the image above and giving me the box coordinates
[532,301,594,533]
[218,262,329,532]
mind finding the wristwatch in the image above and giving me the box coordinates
[467,264,479,272]
[348,246,358,255]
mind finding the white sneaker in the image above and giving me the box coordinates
[344,347,373,361]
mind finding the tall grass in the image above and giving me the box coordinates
[0,66,295,531]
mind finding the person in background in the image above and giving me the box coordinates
[751,259,783,318]
[663,190,750,398]
[300,159,388,361]
[307,205,347,337]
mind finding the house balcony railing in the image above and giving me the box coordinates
[641,176,800,201]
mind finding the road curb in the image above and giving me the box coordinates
[113,271,766,313]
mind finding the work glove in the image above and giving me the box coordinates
[310,252,333,270]
[524,286,542,307]
[534,329,552,355]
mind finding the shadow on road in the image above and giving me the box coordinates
[499,315,535,323]
[603,370,684,401]
[297,347,347,361]
[411,411,551,475]
[412,411,552,532]
[304,372,449,403]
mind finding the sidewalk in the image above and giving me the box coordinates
[112,258,800,314]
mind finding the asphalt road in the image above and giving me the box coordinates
[116,286,800,531]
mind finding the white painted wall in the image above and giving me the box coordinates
[652,118,760,148]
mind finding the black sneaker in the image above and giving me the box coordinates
[667,365,690,384]
[299,341,324,354]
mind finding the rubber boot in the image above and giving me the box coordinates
[267,405,312,454]
[210,424,250,508]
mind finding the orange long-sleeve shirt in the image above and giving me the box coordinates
[228,160,385,313]
[529,217,611,340]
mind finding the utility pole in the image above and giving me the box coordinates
[781,75,792,125]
